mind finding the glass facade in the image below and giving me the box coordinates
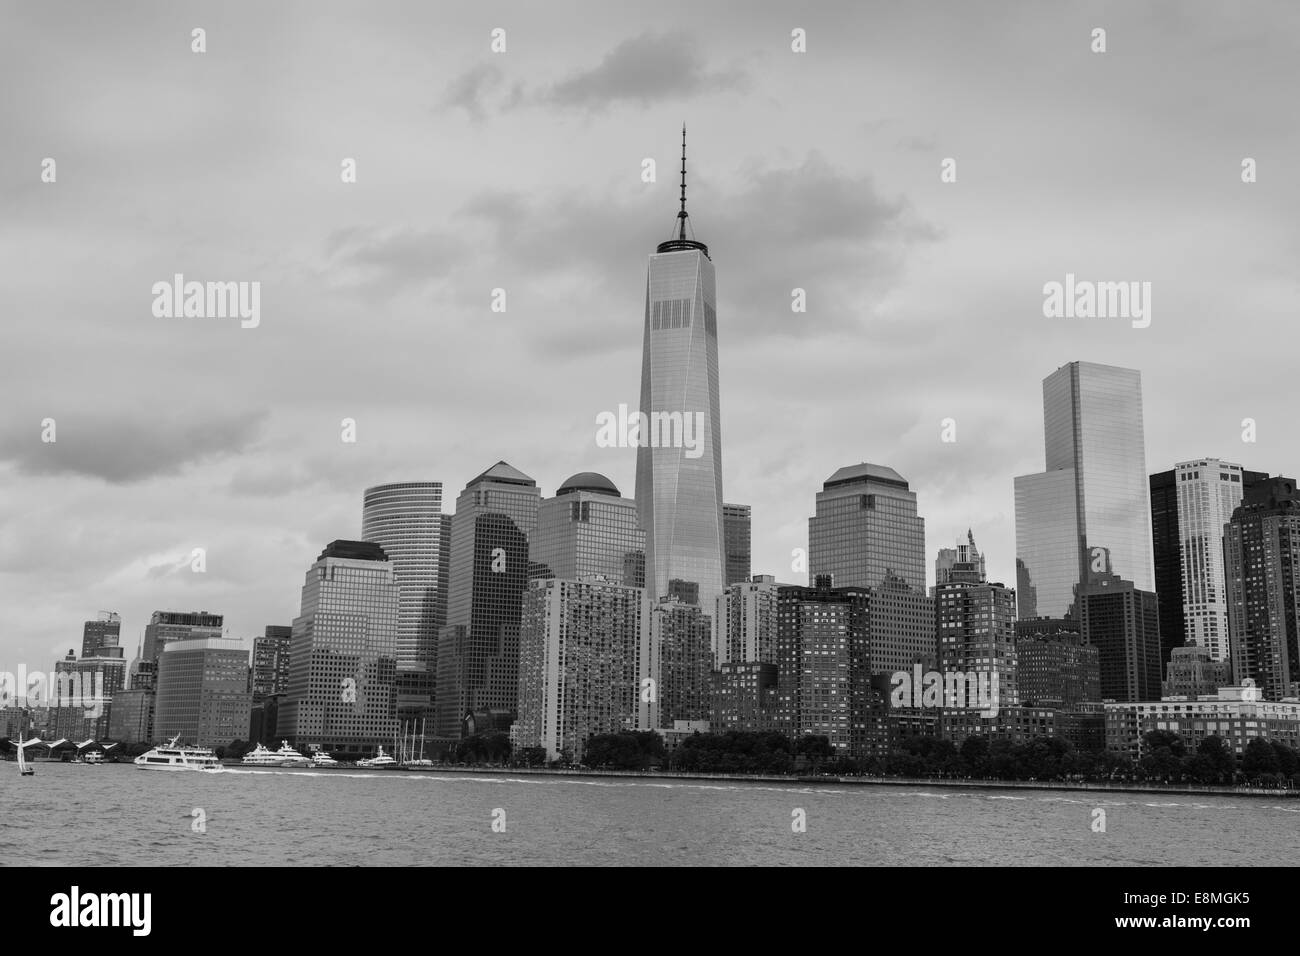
[362,482,452,672]
[1016,362,1154,620]
[1014,469,1080,619]
[808,463,926,592]
[635,248,725,610]
[280,542,399,754]
[530,476,644,586]
[434,462,539,739]
[723,503,751,587]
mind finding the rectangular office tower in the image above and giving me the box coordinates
[154,637,250,748]
[1079,577,1162,702]
[279,540,399,755]
[362,482,452,673]
[634,130,725,611]
[251,625,291,700]
[81,612,122,659]
[514,576,649,762]
[1149,461,1268,666]
[723,503,751,586]
[435,461,540,739]
[1225,477,1300,702]
[809,464,926,592]
[1015,362,1155,621]
[530,473,644,586]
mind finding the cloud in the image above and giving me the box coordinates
[542,32,748,110]
[0,410,266,484]
[319,225,468,295]
[439,63,505,122]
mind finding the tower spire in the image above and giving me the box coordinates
[678,123,688,241]
[656,125,709,257]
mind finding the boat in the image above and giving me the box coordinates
[356,746,397,769]
[133,736,220,771]
[83,751,104,765]
[17,737,34,777]
[308,750,340,768]
[271,741,311,767]
[241,743,282,766]
[241,741,311,768]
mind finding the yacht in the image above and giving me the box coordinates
[133,736,220,771]
[308,750,340,768]
[356,746,397,769]
[241,743,282,767]
[241,741,312,767]
[272,741,311,767]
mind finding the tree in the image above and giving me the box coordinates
[959,736,990,777]
[1241,738,1280,780]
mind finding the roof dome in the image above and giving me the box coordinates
[556,472,620,497]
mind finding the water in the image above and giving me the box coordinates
[3,763,1295,866]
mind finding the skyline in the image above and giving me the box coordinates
[4,1,1300,673]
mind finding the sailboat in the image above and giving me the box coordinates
[17,736,34,776]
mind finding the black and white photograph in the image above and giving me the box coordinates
[0,0,1294,924]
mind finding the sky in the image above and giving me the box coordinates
[2,0,1298,677]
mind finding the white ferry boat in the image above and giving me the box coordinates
[356,746,397,769]
[133,736,220,771]
[83,751,105,765]
[308,750,340,768]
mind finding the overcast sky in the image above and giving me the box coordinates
[2,0,1298,675]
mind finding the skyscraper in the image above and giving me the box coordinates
[1079,574,1162,702]
[935,532,986,586]
[154,637,251,748]
[514,575,649,762]
[135,610,224,690]
[530,473,644,586]
[1149,460,1268,665]
[434,461,540,739]
[251,625,292,700]
[635,128,725,611]
[809,463,926,592]
[716,574,779,665]
[723,503,751,587]
[81,612,122,659]
[775,578,873,754]
[1015,361,1154,620]
[362,482,452,673]
[1225,477,1300,701]
[652,599,714,728]
[279,540,400,754]
[934,536,1018,707]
